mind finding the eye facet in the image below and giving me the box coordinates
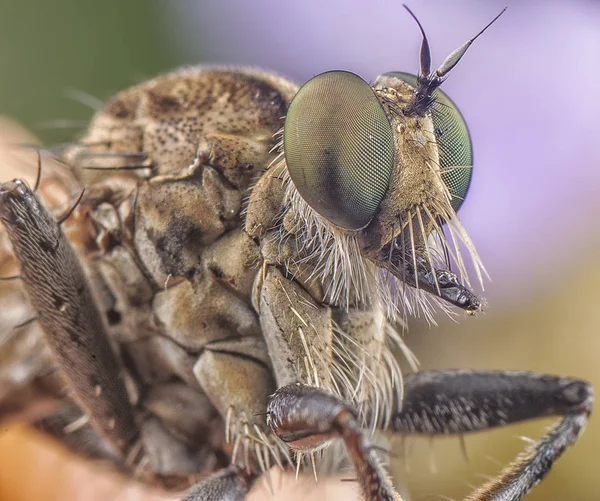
[384,72,473,212]
[284,71,395,230]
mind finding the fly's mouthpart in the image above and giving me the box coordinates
[378,199,487,317]
[269,135,486,323]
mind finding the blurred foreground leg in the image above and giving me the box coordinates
[268,382,403,501]
[0,179,139,459]
[182,465,256,501]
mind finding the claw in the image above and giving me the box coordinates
[268,383,403,501]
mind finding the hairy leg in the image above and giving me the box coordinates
[0,179,139,458]
[392,370,593,501]
[267,382,403,501]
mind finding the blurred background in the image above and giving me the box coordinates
[0,0,599,499]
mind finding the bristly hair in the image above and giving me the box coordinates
[405,75,439,117]
[223,296,418,476]
[228,2,504,481]
[267,129,487,325]
[229,121,489,476]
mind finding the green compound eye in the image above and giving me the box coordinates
[384,72,473,212]
[284,71,395,230]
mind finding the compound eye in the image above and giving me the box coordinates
[284,71,395,230]
[384,72,473,212]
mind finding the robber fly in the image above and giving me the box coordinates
[0,6,592,501]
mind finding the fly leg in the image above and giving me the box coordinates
[191,336,278,471]
[256,265,404,499]
[391,370,593,501]
[181,465,257,501]
[0,179,139,459]
[268,383,403,501]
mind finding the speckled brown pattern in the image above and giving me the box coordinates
[0,68,301,486]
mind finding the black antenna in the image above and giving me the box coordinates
[403,5,431,77]
[404,6,507,116]
[436,7,507,78]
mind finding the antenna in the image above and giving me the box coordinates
[403,5,507,116]
[403,5,431,77]
[436,7,507,78]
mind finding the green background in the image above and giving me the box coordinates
[0,0,178,145]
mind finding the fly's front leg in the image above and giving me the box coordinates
[256,265,403,500]
[0,179,139,458]
[192,336,278,470]
[391,370,593,501]
[248,174,403,498]
[267,383,402,501]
